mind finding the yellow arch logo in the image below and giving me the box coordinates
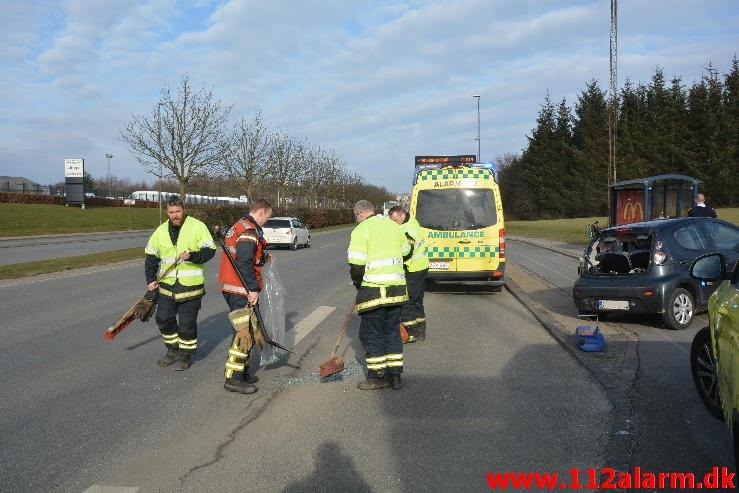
[623,201,643,222]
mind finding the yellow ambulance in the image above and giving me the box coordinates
[409,155,505,290]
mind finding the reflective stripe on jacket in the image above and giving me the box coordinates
[218,216,267,296]
[348,215,410,312]
[144,216,215,292]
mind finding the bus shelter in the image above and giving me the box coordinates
[609,174,699,226]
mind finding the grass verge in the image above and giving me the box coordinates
[0,248,141,280]
[0,203,161,236]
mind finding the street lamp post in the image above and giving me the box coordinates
[159,162,163,224]
[105,153,114,196]
[157,103,164,224]
[472,95,481,162]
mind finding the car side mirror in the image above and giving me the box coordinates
[689,253,725,281]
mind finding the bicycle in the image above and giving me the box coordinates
[587,220,602,241]
[579,221,603,275]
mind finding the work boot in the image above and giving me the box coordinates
[414,329,426,342]
[224,378,258,394]
[243,372,259,384]
[387,374,403,390]
[174,353,191,371]
[357,377,390,390]
[157,348,179,367]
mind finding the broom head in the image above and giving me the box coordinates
[319,355,345,379]
[399,323,409,344]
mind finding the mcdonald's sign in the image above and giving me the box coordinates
[623,201,643,223]
[615,190,645,225]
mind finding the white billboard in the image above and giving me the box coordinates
[64,158,84,178]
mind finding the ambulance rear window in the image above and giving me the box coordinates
[415,188,498,231]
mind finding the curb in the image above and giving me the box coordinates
[505,254,638,473]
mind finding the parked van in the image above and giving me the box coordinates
[409,155,505,290]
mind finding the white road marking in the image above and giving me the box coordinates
[83,486,140,492]
[293,305,336,344]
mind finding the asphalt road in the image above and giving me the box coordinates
[1,229,611,492]
[0,231,152,265]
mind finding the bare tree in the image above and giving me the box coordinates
[265,130,305,208]
[300,145,346,207]
[120,74,232,198]
[220,110,271,202]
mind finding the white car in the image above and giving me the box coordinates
[263,217,310,250]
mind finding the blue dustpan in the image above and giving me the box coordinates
[576,325,605,352]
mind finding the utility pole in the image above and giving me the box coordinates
[608,0,617,187]
[607,0,617,220]
[105,153,114,197]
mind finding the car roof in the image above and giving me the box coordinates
[601,217,737,236]
[267,216,298,221]
[603,217,696,233]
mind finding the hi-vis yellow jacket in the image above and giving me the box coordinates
[348,215,410,312]
[401,216,429,273]
[145,216,216,300]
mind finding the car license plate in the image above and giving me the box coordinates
[598,299,629,310]
[429,261,449,270]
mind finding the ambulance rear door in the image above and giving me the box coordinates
[411,174,505,285]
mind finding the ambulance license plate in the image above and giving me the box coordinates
[598,299,629,310]
[429,261,449,270]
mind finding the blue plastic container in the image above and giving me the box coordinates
[576,325,605,352]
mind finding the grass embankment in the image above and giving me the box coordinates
[1,203,737,280]
[0,203,161,236]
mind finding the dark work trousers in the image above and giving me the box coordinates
[155,296,202,354]
[222,292,252,379]
[358,305,403,378]
[401,268,428,337]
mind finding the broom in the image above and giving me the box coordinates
[104,259,179,340]
[319,301,356,379]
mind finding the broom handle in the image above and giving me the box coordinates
[331,301,356,357]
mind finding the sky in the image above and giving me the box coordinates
[1,1,738,195]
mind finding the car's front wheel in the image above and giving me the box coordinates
[690,326,723,420]
[662,287,694,329]
[304,235,311,248]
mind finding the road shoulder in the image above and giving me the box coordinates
[505,244,639,472]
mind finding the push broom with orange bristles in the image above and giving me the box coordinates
[319,301,356,379]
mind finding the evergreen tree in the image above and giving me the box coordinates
[572,80,610,215]
[686,64,725,197]
[518,95,565,218]
[617,79,651,180]
[718,57,739,206]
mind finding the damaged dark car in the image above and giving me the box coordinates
[572,217,739,330]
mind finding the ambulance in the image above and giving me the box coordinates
[409,155,505,290]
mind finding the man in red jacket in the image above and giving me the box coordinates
[218,199,273,394]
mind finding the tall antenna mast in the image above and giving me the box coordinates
[608,0,618,187]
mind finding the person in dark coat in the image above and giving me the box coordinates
[688,194,717,218]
